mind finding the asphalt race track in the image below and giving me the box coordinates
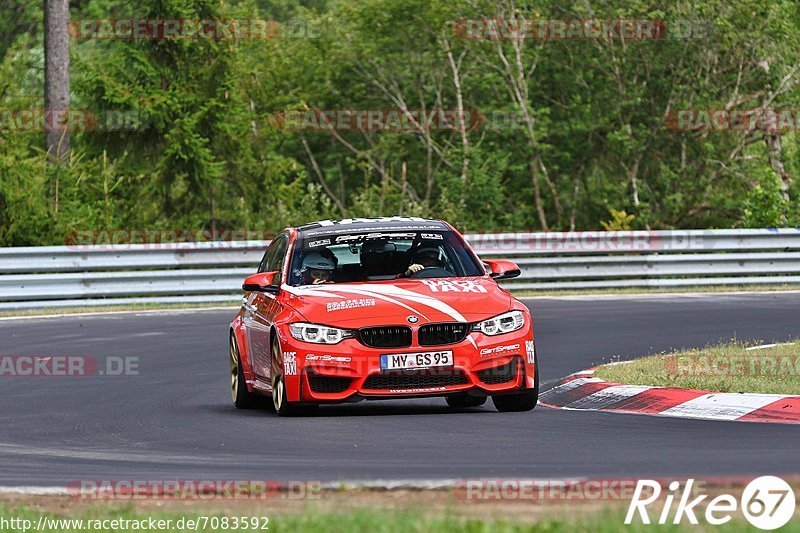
[1,293,799,487]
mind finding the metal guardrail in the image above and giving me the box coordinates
[1,229,799,309]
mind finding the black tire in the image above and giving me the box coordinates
[492,357,539,412]
[445,393,487,408]
[230,333,261,409]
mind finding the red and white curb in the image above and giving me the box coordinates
[540,369,800,424]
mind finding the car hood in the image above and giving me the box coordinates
[281,277,512,327]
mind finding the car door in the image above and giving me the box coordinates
[246,233,289,382]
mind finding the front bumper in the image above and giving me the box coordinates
[278,323,536,403]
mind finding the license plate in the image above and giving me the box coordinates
[380,350,453,371]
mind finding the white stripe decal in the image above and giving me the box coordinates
[281,286,341,299]
[355,284,467,322]
[283,285,430,320]
[284,283,466,322]
[317,287,431,321]
[466,333,477,349]
[658,393,783,421]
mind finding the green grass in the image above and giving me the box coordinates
[0,302,237,318]
[595,341,800,395]
[0,505,794,533]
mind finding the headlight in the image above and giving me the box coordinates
[472,310,525,336]
[289,322,353,344]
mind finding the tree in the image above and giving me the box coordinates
[44,0,70,164]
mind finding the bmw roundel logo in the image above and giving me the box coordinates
[407,315,419,323]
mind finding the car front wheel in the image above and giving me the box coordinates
[271,337,316,416]
[492,357,539,412]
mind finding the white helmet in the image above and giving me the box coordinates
[300,252,335,273]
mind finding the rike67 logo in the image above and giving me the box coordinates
[626,477,796,530]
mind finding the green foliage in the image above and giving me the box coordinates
[600,209,635,231]
[742,170,798,228]
[2,0,800,245]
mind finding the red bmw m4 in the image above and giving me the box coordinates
[229,216,537,415]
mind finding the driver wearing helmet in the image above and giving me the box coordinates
[398,246,442,278]
[300,251,336,285]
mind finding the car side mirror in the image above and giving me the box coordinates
[484,260,521,280]
[242,271,280,293]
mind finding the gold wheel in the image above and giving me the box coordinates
[230,334,239,403]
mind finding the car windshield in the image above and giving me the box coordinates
[288,230,484,286]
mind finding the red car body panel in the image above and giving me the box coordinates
[230,218,536,404]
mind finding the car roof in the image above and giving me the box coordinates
[295,216,450,237]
